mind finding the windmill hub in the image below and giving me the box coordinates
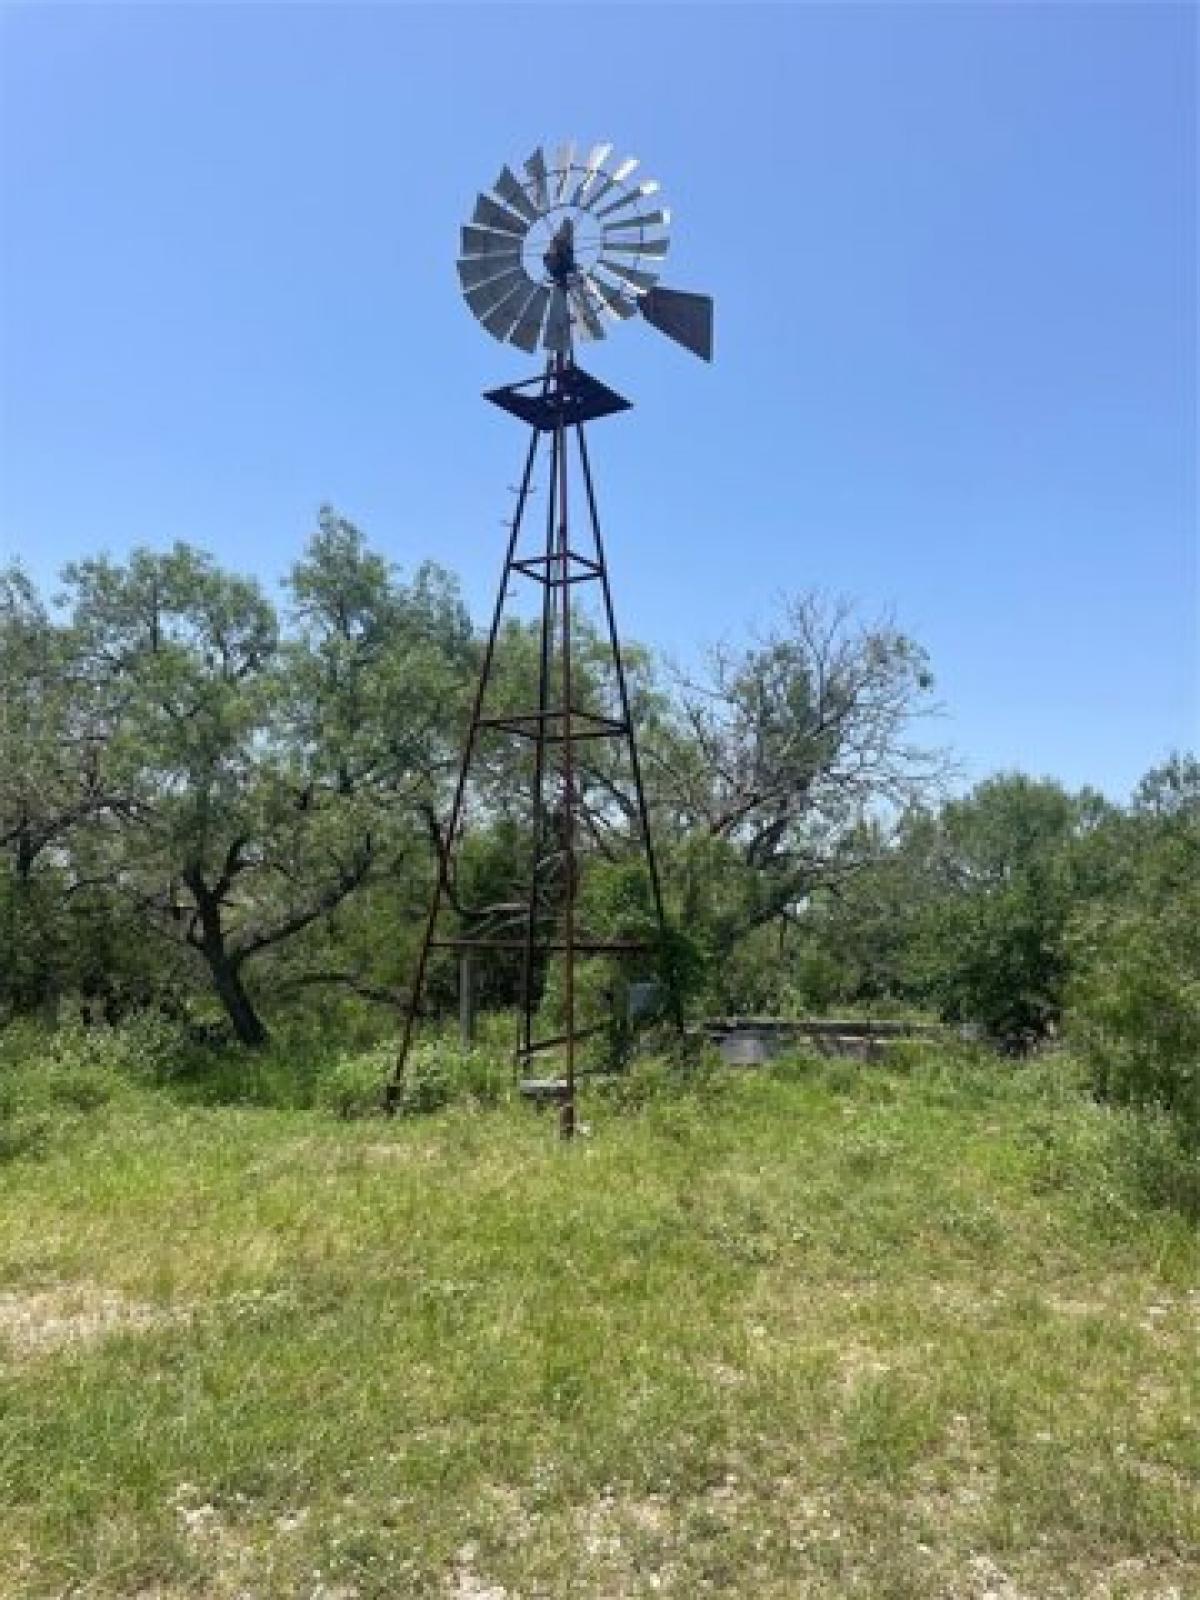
[537,215,584,286]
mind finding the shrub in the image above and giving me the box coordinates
[1068,829,1200,1151]
[318,1046,390,1119]
[1104,1110,1200,1220]
[883,1038,939,1076]
[0,1017,185,1161]
[317,1037,511,1119]
[593,1044,728,1112]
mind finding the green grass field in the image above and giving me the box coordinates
[0,1051,1196,1599]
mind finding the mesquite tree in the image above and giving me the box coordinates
[56,521,469,1044]
[648,594,946,956]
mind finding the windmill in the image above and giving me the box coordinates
[388,142,712,1137]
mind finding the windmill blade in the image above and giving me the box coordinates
[543,284,572,351]
[492,164,540,223]
[463,269,529,320]
[572,141,612,203]
[569,282,605,341]
[472,193,528,237]
[584,271,638,320]
[583,151,631,213]
[508,285,551,353]
[461,224,526,259]
[603,209,671,233]
[595,258,659,293]
[458,254,522,291]
[639,286,714,361]
[603,236,670,258]
[584,177,613,213]
[594,180,660,221]
[524,146,550,210]
[481,278,536,342]
[553,141,575,201]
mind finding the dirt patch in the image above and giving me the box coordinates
[1042,1292,1112,1319]
[356,1142,419,1163]
[836,1340,896,1390]
[0,1282,186,1358]
[446,1542,509,1599]
[964,1552,1034,1599]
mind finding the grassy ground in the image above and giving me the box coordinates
[0,1050,1196,1599]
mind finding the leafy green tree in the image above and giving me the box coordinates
[779,811,943,1012]
[0,566,131,1016]
[270,509,474,1010]
[909,774,1111,1044]
[56,520,469,1046]
[61,543,287,1042]
[1131,751,1200,822]
[1069,755,1200,1146]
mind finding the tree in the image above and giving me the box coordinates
[1069,754,1200,1146]
[0,566,125,1016]
[270,508,474,1009]
[909,774,1112,1044]
[1131,751,1200,822]
[57,524,471,1046]
[60,544,286,1041]
[648,594,945,976]
[778,810,943,1012]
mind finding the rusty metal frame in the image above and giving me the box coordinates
[388,356,673,1135]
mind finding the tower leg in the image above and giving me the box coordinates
[575,424,683,1036]
[387,424,541,1111]
[517,423,560,1069]
[556,363,577,1139]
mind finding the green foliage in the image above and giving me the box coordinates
[5,516,1199,1193]
[1,520,472,1045]
[0,1015,185,1159]
[1069,796,1200,1149]
[531,863,704,1068]
[591,1044,728,1113]
[316,1044,392,1118]
[784,942,846,1014]
[395,1038,512,1115]
[1100,1109,1200,1220]
[0,1013,184,1089]
[907,775,1109,1044]
[320,1037,511,1119]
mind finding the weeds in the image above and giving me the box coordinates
[318,1038,512,1119]
[0,1035,1195,1596]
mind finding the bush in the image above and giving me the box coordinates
[317,1037,511,1119]
[883,1038,939,1076]
[0,1017,185,1161]
[317,1046,391,1118]
[1104,1110,1200,1220]
[1068,832,1200,1151]
[0,1013,186,1083]
[592,1044,728,1113]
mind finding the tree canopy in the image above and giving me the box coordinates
[3,512,1193,1136]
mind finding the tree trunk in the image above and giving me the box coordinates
[184,865,270,1048]
[205,950,270,1047]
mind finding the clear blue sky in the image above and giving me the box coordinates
[1,3,1195,799]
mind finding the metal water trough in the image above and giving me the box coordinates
[705,1017,945,1067]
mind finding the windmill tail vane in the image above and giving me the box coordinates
[390,142,713,1138]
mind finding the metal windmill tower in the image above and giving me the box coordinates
[388,141,713,1137]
